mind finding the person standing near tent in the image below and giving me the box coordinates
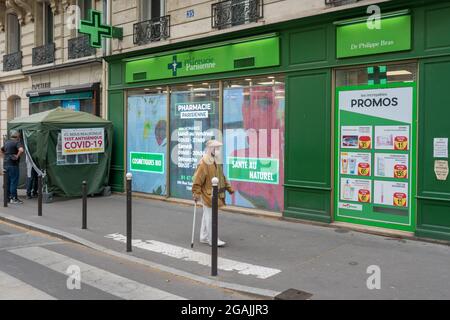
[192,140,234,247]
[1,130,24,204]
[25,155,38,199]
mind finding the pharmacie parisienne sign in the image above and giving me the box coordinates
[125,36,280,83]
[336,15,411,58]
[175,102,215,119]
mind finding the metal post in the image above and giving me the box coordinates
[126,173,132,252]
[3,169,8,207]
[82,181,87,229]
[38,175,43,216]
[211,177,219,277]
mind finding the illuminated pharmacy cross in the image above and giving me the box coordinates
[79,10,112,48]
[168,56,183,76]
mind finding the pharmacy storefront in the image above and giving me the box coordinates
[107,0,450,241]
[112,35,285,212]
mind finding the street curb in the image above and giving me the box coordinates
[0,213,281,299]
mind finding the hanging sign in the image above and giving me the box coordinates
[62,128,105,155]
[336,15,411,58]
[435,160,449,181]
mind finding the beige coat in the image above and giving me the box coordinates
[192,154,234,208]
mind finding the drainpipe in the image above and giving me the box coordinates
[102,0,111,119]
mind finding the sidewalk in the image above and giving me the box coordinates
[1,191,450,300]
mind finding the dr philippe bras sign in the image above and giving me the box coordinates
[62,128,104,155]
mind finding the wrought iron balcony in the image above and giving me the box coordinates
[3,51,22,72]
[32,43,55,66]
[212,0,263,30]
[133,15,170,45]
[325,0,360,6]
[68,35,96,60]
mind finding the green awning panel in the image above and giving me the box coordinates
[30,91,93,104]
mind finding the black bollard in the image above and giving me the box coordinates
[211,177,219,277]
[82,181,87,229]
[38,175,43,216]
[3,169,8,207]
[126,173,132,252]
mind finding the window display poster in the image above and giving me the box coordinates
[341,126,372,149]
[375,126,410,150]
[335,83,416,231]
[127,95,167,195]
[373,181,409,207]
[169,89,220,200]
[374,153,409,179]
[340,178,372,203]
[223,85,285,212]
[340,152,371,176]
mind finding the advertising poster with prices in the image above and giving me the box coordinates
[335,83,416,231]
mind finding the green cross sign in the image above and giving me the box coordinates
[168,56,183,76]
[79,10,122,48]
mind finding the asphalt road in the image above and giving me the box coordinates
[0,221,258,300]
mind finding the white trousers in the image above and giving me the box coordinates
[200,204,221,242]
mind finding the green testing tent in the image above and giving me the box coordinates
[7,108,113,198]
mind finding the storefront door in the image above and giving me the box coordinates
[334,63,417,232]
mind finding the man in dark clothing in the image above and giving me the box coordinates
[1,130,24,204]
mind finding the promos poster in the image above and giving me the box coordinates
[374,153,409,179]
[340,178,372,203]
[374,181,409,207]
[341,126,372,149]
[375,126,410,150]
[340,152,371,176]
[335,84,416,231]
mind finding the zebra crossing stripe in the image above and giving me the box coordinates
[9,247,185,300]
[105,233,281,279]
[0,270,56,300]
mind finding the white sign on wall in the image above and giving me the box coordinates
[62,128,105,155]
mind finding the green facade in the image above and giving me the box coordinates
[106,0,450,242]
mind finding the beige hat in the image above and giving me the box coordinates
[206,140,223,148]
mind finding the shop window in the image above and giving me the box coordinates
[169,82,220,200]
[56,133,98,165]
[127,88,168,195]
[6,13,20,54]
[336,63,417,87]
[223,76,285,211]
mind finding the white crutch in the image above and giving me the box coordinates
[191,200,197,248]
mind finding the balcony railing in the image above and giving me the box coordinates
[3,51,22,72]
[68,35,96,60]
[32,43,55,66]
[133,15,170,45]
[212,0,263,30]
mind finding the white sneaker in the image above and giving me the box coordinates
[200,239,226,247]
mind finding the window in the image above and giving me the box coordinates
[336,63,417,87]
[78,0,92,20]
[36,1,54,46]
[7,96,21,120]
[6,13,20,54]
[142,0,164,21]
[43,2,54,44]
